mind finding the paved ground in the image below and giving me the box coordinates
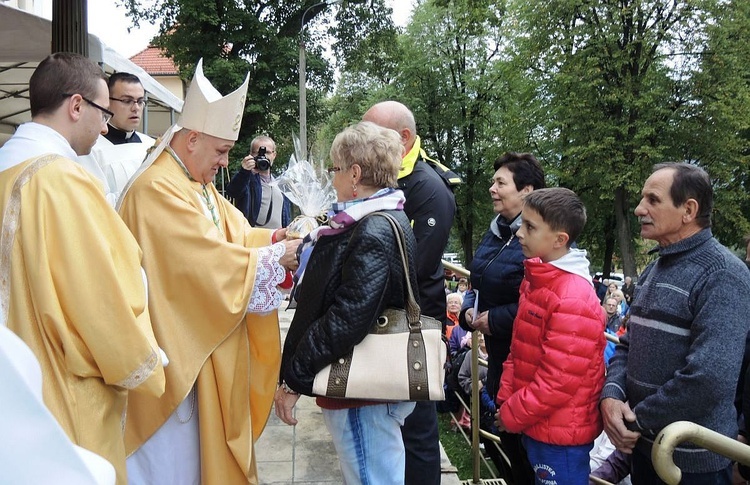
[256,308,462,484]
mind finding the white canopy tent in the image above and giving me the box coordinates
[0,4,183,146]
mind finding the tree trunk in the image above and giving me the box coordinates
[602,234,614,278]
[459,167,476,267]
[615,186,637,277]
[461,213,474,267]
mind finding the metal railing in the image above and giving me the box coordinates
[449,391,505,480]
[444,261,489,484]
[443,259,750,484]
[446,261,521,484]
[445,260,621,484]
[600,336,750,483]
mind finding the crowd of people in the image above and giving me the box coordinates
[440,159,750,485]
[1,51,750,485]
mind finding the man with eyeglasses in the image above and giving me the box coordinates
[79,72,155,205]
[0,53,165,484]
[226,135,292,228]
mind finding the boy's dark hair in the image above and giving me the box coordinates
[107,72,143,90]
[652,162,713,228]
[29,52,106,118]
[523,187,586,247]
[493,152,546,192]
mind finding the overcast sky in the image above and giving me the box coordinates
[39,1,415,59]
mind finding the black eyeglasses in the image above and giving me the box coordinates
[110,97,146,108]
[63,93,114,124]
[326,166,343,174]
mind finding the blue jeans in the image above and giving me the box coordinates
[522,434,593,485]
[323,402,416,485]
[631,448,732,485]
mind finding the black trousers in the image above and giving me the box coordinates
[402,401,441,484]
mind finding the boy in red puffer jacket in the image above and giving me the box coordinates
[495,188,605,484]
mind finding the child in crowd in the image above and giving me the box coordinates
[495,187,606,484]
[455,277,469,298]
[452,332,489,430]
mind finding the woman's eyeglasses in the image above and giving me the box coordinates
[326,166,344,174]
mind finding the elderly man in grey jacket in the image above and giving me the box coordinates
[600,162,750,485]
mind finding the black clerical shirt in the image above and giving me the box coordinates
[104,124,142,145]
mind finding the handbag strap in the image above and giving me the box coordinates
[366,212,422,326]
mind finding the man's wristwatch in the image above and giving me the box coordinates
[280,381,299,395]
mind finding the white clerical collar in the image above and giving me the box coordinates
[0,122,78,173]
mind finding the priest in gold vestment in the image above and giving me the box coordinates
[120,59,301,484]
[0,54,166,485]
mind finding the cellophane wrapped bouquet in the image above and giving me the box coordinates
[273,137,336,239]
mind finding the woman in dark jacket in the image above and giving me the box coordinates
[274,121,419,485]
[459,152,545,485]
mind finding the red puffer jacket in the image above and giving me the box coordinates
[497,256,605,446]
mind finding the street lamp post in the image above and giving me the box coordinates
[299,0,342,162]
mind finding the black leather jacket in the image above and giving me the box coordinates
[281,210,419,395]
[399,155,456,323]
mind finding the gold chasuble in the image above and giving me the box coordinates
[0,155,166,484]
[120,150,281,484]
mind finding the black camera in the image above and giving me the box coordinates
[255,146,271,171]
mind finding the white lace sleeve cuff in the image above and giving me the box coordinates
[247,242,287,314]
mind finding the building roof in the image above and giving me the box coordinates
[0,5,183,146]
[130,46,179,76]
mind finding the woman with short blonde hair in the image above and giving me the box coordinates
[611,289,628,316]
[329,121,402,190]
[275,121,418,485]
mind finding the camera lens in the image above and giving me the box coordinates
[256,158,271,171]
[255,146,271,171]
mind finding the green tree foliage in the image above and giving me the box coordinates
[513,0,750,275]
[331,0,401,85]
[312,0,402,161]
[323,0,542,263]
[116,0,371,172]
[397,0,540,264]
[682,0,750,246]
[120,0,750,268]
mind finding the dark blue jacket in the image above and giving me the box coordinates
[225,168,291,227]
[459,214,524,400]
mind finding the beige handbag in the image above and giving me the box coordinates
[312,213,447,401]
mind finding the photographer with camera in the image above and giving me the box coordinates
[226,135,292,228]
